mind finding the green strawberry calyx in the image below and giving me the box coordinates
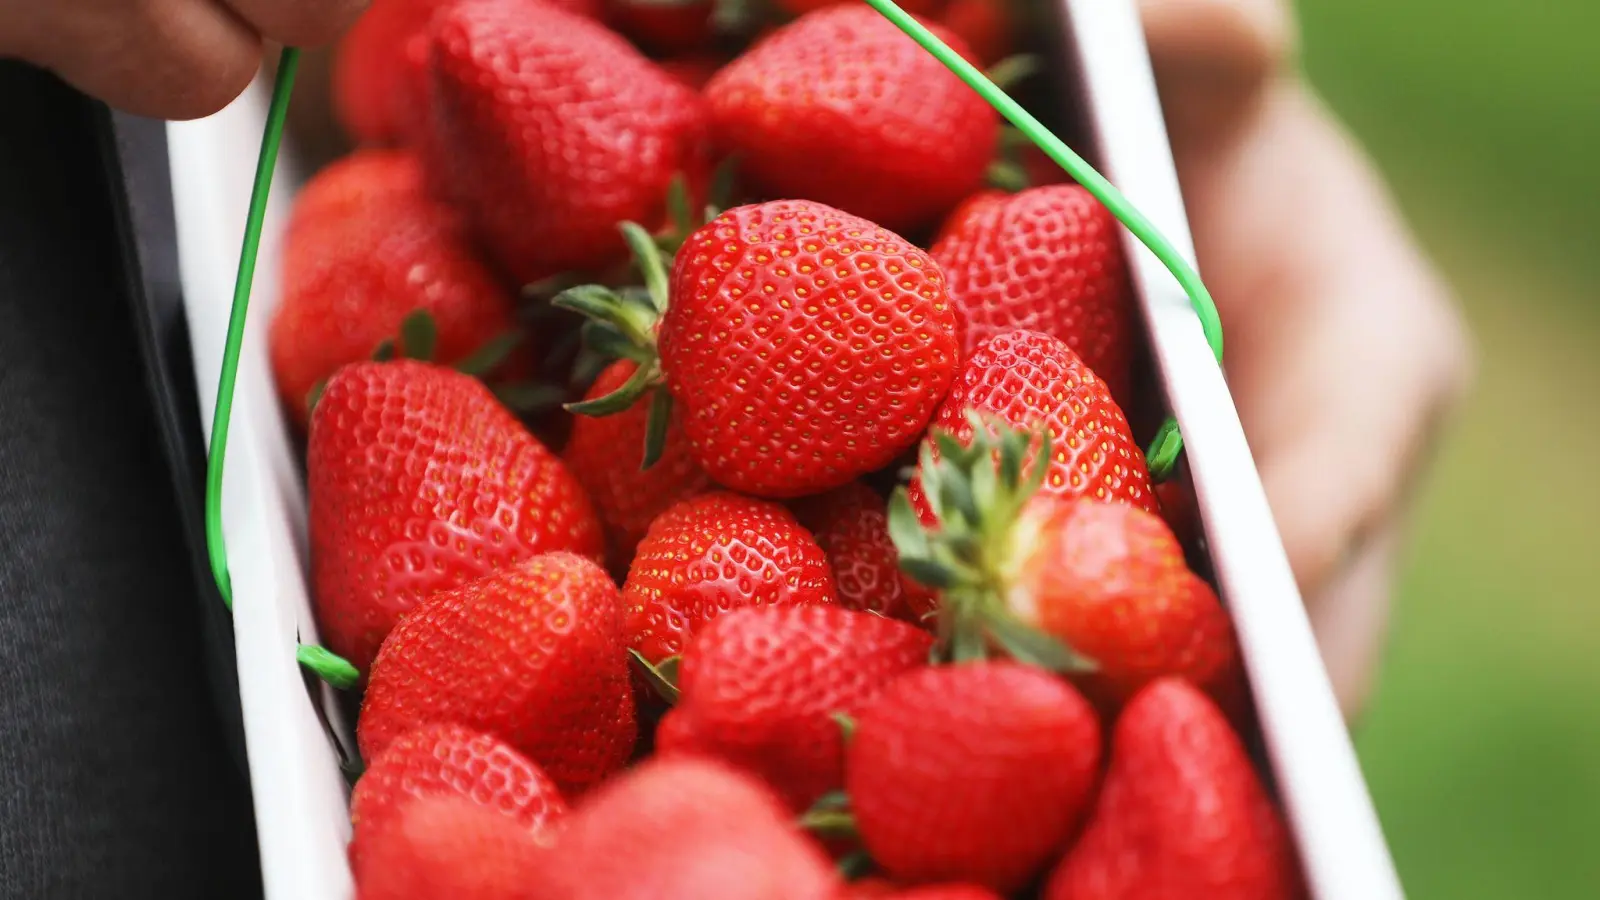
[628,648,682,704]
[888,411,1098,675]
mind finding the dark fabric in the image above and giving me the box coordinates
[0,62,263,899]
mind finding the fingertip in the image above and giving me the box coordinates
[226,0,373,48]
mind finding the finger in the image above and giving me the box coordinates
[7,0,262,120]
[223,0,371,48]
[1307,518,1401,720]
[1139,0,1296,139]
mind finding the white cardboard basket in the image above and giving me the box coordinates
[166,1,1404,897]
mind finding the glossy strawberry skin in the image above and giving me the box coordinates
[308,361,603,672]
[847,662,1103,892]
[789,483,928,621]
[1009,496,1239,706]
[656,605,932,811]
[1045,679,1304,900]
[931,185,1132,397]
[271,152,524,432]
[939,0,1011,66]
[353,795,547,900]
[623,492,838,664]
[907,330,1158,522]
[348,724,567,871]
[526,757,838,900]
[663,200,960,497]
[359,553,634,795]
[707,7,995,232]
[563,360,712,571]
[427,0,711,283]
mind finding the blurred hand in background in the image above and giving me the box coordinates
[1142,0,1472,716]
[0,0,366,119]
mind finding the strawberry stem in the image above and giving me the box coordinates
[296,643,359,690]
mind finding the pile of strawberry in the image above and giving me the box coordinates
[268,0,1307,897]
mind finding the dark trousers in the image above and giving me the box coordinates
[0,62,263,898]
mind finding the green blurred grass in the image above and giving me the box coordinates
[1296,1,1600,897]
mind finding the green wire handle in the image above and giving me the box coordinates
[205,4,1223,683]
[858,0,1224,479]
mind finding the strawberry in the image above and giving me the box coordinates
[890,413,1237,706]
[939,0,1011,67]
[562,359,713,571]
[1006,496,1239,706]
[931,185,1133,397]
[427,0,712,283]
[624,491,838,665]
[309,361,603,672]
[271,152,526,431]
[658,54,727,91]
[557,199,959,497]
[789,482,925,622]
[838,881,1003,899]
[906,330,1157,519]
[526,757,838,899]
[353,795,546,900]
[612,0,714,54]
[334,0,603,147]
[655,605,932,811]
[348,723,567,871]
[773,0,948,27]
[359,552,634,794]
[707,7,996,233]
[1044,679,1303,900]
[846,661,1102,892]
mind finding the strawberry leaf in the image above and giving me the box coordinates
[371,338,396,362]
[494,383,568,415]
[984,612,1097,674]
[455,331,523,377]
[628,649,681,704]
[398,309,437,361]
[642,389,674,470]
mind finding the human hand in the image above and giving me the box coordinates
[1139,0,1472,717]
[0,0,368,120]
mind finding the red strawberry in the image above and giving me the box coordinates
[348,724,567,871]
[427,0,711,283]
[562,359,712,571]
[1044,679,1304,900]
[613,0,714,54]
[526,757,838,899]
[891,413,1235,706]
[359,553,634,794]
[789,482,924,622]
[907,330,1157,519]
[309,361,603,672]
[624,492,838,665]
[847,662,1102,892]
[939,0,1011,67]
[665,201,959,495]
[271,152,526,431]
[891,886,1006,900]
[656,605,932,811]
[557,200,959,497]
[707,7,995,232]
[772,0,949,31]
[931,185,1133,397]
[354,795,546,900]
[1007,495,1239,706]
[334,0,602,147]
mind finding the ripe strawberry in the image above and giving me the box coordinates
[563,359,711,571]
[931,185,1133,397]
[939,0,1011,67]
[613,0,714,54]
[271,152,526,431]
[1044,679,1303,900]
[706,7,997,232]
[526,757,838,899]
[348,724,567,871]
[891,413,1236,706]
[558,200,959,497]
[624,492,838,665]
[309,361,603,672]
[334,0,602,147]
[789,483,925,621]
[847,662,1102,892]
[772,0,949,31]
[907,330,1156,519]
[656,605,932,811]
[427,0,712,283]
[359,553,634,794]
[838,881,1002,899]
[353,795,546,900]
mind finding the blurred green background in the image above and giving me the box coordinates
[1297,1,1600,897]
